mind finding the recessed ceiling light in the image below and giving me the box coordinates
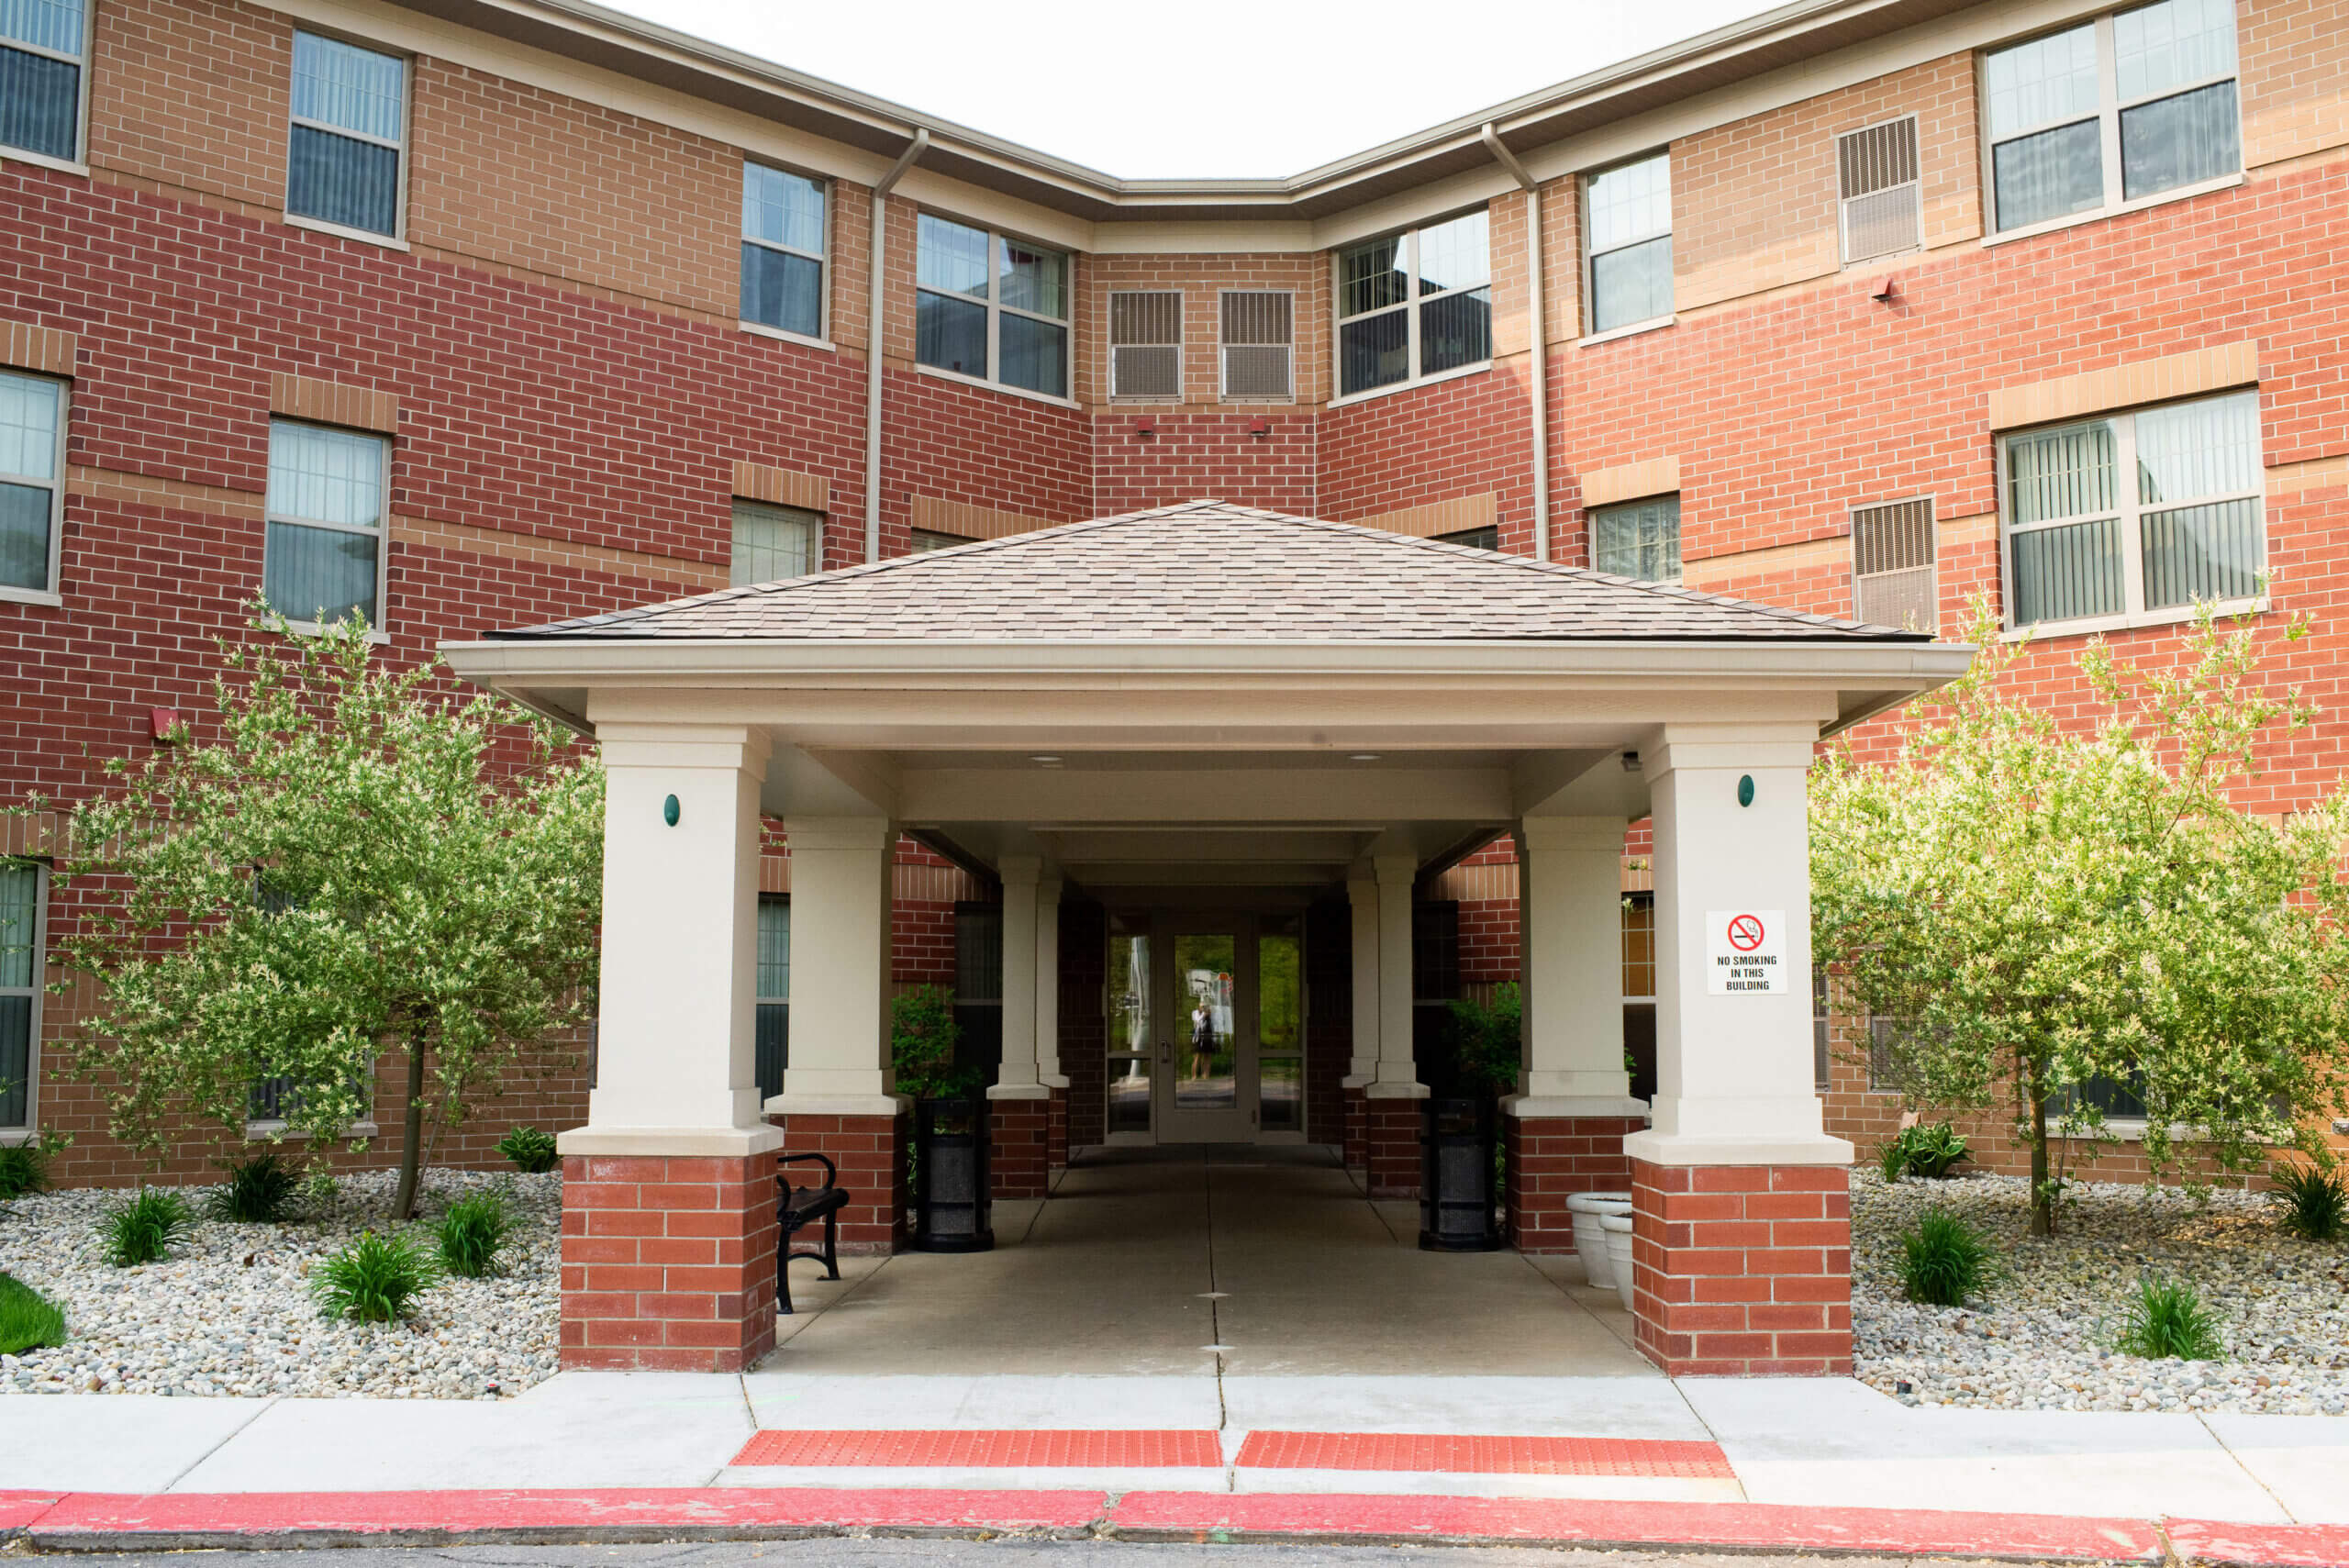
[1030,754,1063,765]
[1349,752,1382,762]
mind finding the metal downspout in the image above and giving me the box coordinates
[864,128,930,565]
[1482,123,1549,562]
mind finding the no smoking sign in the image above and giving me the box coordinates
[1706,909,1787,995]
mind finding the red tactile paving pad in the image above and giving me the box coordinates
[2167,1518,2349,1568]
[1234,1432,1732,1478]
[730,1429,1222,1470]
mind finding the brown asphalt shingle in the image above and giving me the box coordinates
[486,501,1927,643]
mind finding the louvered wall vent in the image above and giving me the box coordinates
[1837,116,1921,266]
[1110,291,1182,400]
[1852,496,1936,633]
[1219,290,1294,402]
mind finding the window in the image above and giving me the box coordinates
[0,371,65,599]
[1219,291,1293,401]
[286,31,407,239]
[1622,894,1655,1001]
[915,215,1070,398]
[730,500,818,585]
[264,419,386,628]
[755,894,788,1105]
[1334,209,1490,398]
[1983,0,2240,236]
[912,528,973,552]
[1591,495,1681,583]
[0,862,44,1131]
[1839,116,1921,264]
[1586,152,1672,334]
[1435,526,1498,551]
[1853,497,1937,633]
[741,162,826,339]
[0,0,88,163]
[2000,388,2261,630]
[1811,966,1831,1094]
[952,901,1002,1085]
[1109,291,1182,401]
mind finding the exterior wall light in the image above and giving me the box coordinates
[1737,774,1755,807]
[662,794,681,826]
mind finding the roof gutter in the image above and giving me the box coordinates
[1481,124,1549,562]
[865,128,930,565]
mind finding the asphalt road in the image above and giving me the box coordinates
[14,1543,2040,1568]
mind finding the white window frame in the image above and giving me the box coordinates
[1217,287,1296,405]
[1330,210,1493,406]
[1108,288,1184,403]
[0,861,46,1141]
[740,159,830,347]
[1979,1,2244,245]
[729,498,819,584]
[913,214,1075,407]
[1589,492,1684,584]
[1836,113,1923,267]
[284,28,413,248]
[1996,391,2266,638]
[0,370,68,606]
[263,417,393,639]
[1582,150,1675,341]
[0,0,94,172]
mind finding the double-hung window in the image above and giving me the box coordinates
[1334,210,1490,398]
[1591,495,1682,583]
[1586,152,1673,335]
[0,861,42,1132]
[264,419,387,628]
[914,216,1070,399]
[729,500,818,585]
[741,161,826,340]
[1984,0,2240,236]
[2000,388,2262,631]
[0,370,66,600]
[286,30,407,239]
[0,0,89,164]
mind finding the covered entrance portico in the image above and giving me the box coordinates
[444,502,1969,1382]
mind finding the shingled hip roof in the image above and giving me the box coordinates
[487,501,1929,644]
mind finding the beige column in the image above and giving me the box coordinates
[1509,816,1645,1115]
[991,855,1048,1103]
[1343,876,1379,1087]
[569,724,779,1150]
[769,815,904,1114]
[1036,874,1067,1089]
[1369,851,1425,1098]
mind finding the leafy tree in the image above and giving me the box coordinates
[1812,601,2349,1235]
[891,983,977,1099]
[8,610,601,1219]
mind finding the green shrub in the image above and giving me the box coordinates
[1882,1121,1970,1180]
[1446,983,1524,1096]
[1896,1207,1994,1307]
[892,984,978,1100]
[209,1151,300,1223]
[435,1190,514,1278]
[495,1125,560,1174]
[102,1188,192,1267]
[0,1144,47,1200]
[2273,1162,2347,1243]
[0,1273,65,1354]
[313,1229,443,1322]
[2118,1277,2224,1361]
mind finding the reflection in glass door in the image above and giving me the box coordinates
[1257,917,1304,1136]
[1105,910,1308,1145]
[1108,917,1153,1139]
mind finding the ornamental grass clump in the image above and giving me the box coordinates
[2118,1277,2224,1361]
[1895,1207,1994,1307]
[209,1151,300,1224]
[435,1190,514,1278]
[2273,1162,2347,1243]
[313,1230,443,1323]
[103,1187,193,1267]
[0,1273,65,1354]
[495,1125,560,1174]
[0,1145,46,1200]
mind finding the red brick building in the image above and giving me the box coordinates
[2,0,2343,1216]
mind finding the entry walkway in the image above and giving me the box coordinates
[767,1144,1651,1378]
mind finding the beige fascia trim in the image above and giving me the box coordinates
[1988,341,2259,430]
[1580,457,1681,510]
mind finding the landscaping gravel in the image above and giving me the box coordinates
[1853,1167,2349,1415]
[0,1167,559,1398]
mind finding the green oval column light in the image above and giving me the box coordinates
[1737,774,1754,807]
[663,794,681,827]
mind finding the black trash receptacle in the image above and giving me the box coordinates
[1419,1095,1503,1251]
[912,1096,994,1252]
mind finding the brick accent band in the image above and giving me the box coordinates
[1628,1159,1853,1378]
[1,318,75,377]
[1505,1116,1644,1253]
[776,1112,908,1253]
[270,372,398,434]
[731,459,829,512]
[1365,1097,1421,1201]
[559,1151,779,1373]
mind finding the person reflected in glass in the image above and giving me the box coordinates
[1189,998,1214,1082]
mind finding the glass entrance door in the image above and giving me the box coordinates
[1161,923,1250,1141]
[1105,910,1304,1145]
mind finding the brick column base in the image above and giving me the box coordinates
[1506,1116,1645,1252]
[1046,1085,1069,1172]
[560,1151,778,1373]
[991,1094,1050,1199]
[1341,1084,1368,1174]
[776,1112,908,1253]
[1365,1095,1423,1199]
[1629,1159,1853,1376]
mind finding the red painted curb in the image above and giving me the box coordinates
[2167,1518,2349,1568]
[732,1429,1222,1469]
[1233,1432,1733,1478]
[0,1494,64,1531]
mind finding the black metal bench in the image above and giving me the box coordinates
[775,1151,849,1315]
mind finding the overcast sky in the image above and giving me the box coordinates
[596,0,1788,179]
